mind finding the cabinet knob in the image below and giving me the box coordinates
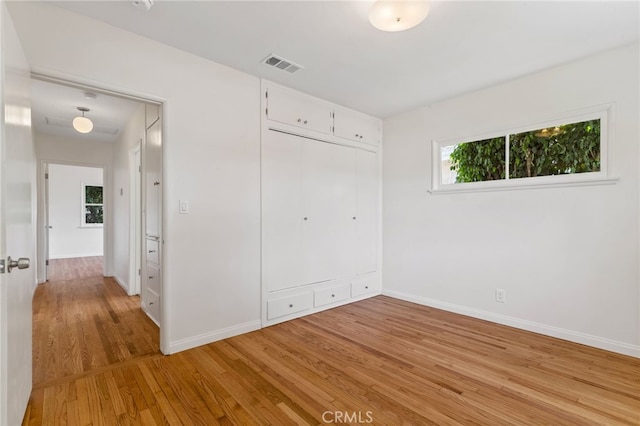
[149,302,154,305]
[297,118,302,123]
[153,181,160,186]
[289,304,293,308]
[352,217,356,220]
[304,120,308,124]
[355,134,359,137]
[360,135,363,139]
[303,217,308,220]
[331,294,335,298]
[148,276,154,279]
[365,286,369,289]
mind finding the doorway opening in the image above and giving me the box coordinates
[44,162,105,282]
[32,74,164,353]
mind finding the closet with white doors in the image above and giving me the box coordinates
[262,81,381,326]
[141,103,162,324]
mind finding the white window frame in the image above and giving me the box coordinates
[430,104,618,194]
[81,183,104,227]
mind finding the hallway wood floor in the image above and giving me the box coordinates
[24,267,640,425]
[47,256,104,282]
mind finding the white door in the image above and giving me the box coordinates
[0,5,36,426]
[144,118,161,239]
[356,150,378,274]
[262,130,303,292]
[302,140,356,284]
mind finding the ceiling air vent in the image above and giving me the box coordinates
[263,54,303,74]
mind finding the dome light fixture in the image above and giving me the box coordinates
[72,107,93,134]
[369,0,430,32]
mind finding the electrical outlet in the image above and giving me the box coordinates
[495,288,506,303]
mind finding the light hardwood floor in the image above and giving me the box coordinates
[47,256,104,282]
[24,265,640,425]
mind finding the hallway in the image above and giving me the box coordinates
[29,257,160,416]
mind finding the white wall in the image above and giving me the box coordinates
[382,43,640,356]
[34,131,114,282]
[10,2,261,353]
[112,103,145,293]
[48,164,103,259]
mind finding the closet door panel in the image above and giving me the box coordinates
[262,130,303,292]
[302,141,356,284]
[356,150,378,274]
[145,119,161,238]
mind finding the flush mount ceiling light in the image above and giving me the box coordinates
[369,0,430,32]
[72,107,93,134]
[132,0,154,11]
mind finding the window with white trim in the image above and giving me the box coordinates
[82,184,103,226]
[432,106,614,193]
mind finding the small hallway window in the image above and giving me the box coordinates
[82,184,103,226]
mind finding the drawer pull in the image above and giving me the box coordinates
[148,250,156,253]
[149,302,154,305]
[153,181,160,186]
[148,276,154,279]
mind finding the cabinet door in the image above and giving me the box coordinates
[262,130,303,292]
[334,108,380,146]
[302,140,356,284]
[145,119,161,238]
[267,87,333,135]
[356,150,378,274]
[145,103,160,129]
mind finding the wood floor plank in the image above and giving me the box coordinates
[24,258,640,425]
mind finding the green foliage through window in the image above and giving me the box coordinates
[446,119,600,184]
[84,185,103,224]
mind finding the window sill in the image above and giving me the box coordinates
[429,175,619,195]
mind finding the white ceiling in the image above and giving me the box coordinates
[41,1,639,119]
[31,78,142,143]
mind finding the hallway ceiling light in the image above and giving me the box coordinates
[72,107,93,134]
[132,0,154,11]
[369,0,430,32]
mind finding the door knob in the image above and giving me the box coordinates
[7,256,30,273]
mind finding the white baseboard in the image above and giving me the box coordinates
[167,320,262,354]
[112,275,131,295]
[383,289,640,358]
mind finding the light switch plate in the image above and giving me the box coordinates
[179,200,189,214]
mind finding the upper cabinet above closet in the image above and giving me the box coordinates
[333,107,380,146]
[145,102,160,129]
[266,85,333,135]
[263,81,382,146]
